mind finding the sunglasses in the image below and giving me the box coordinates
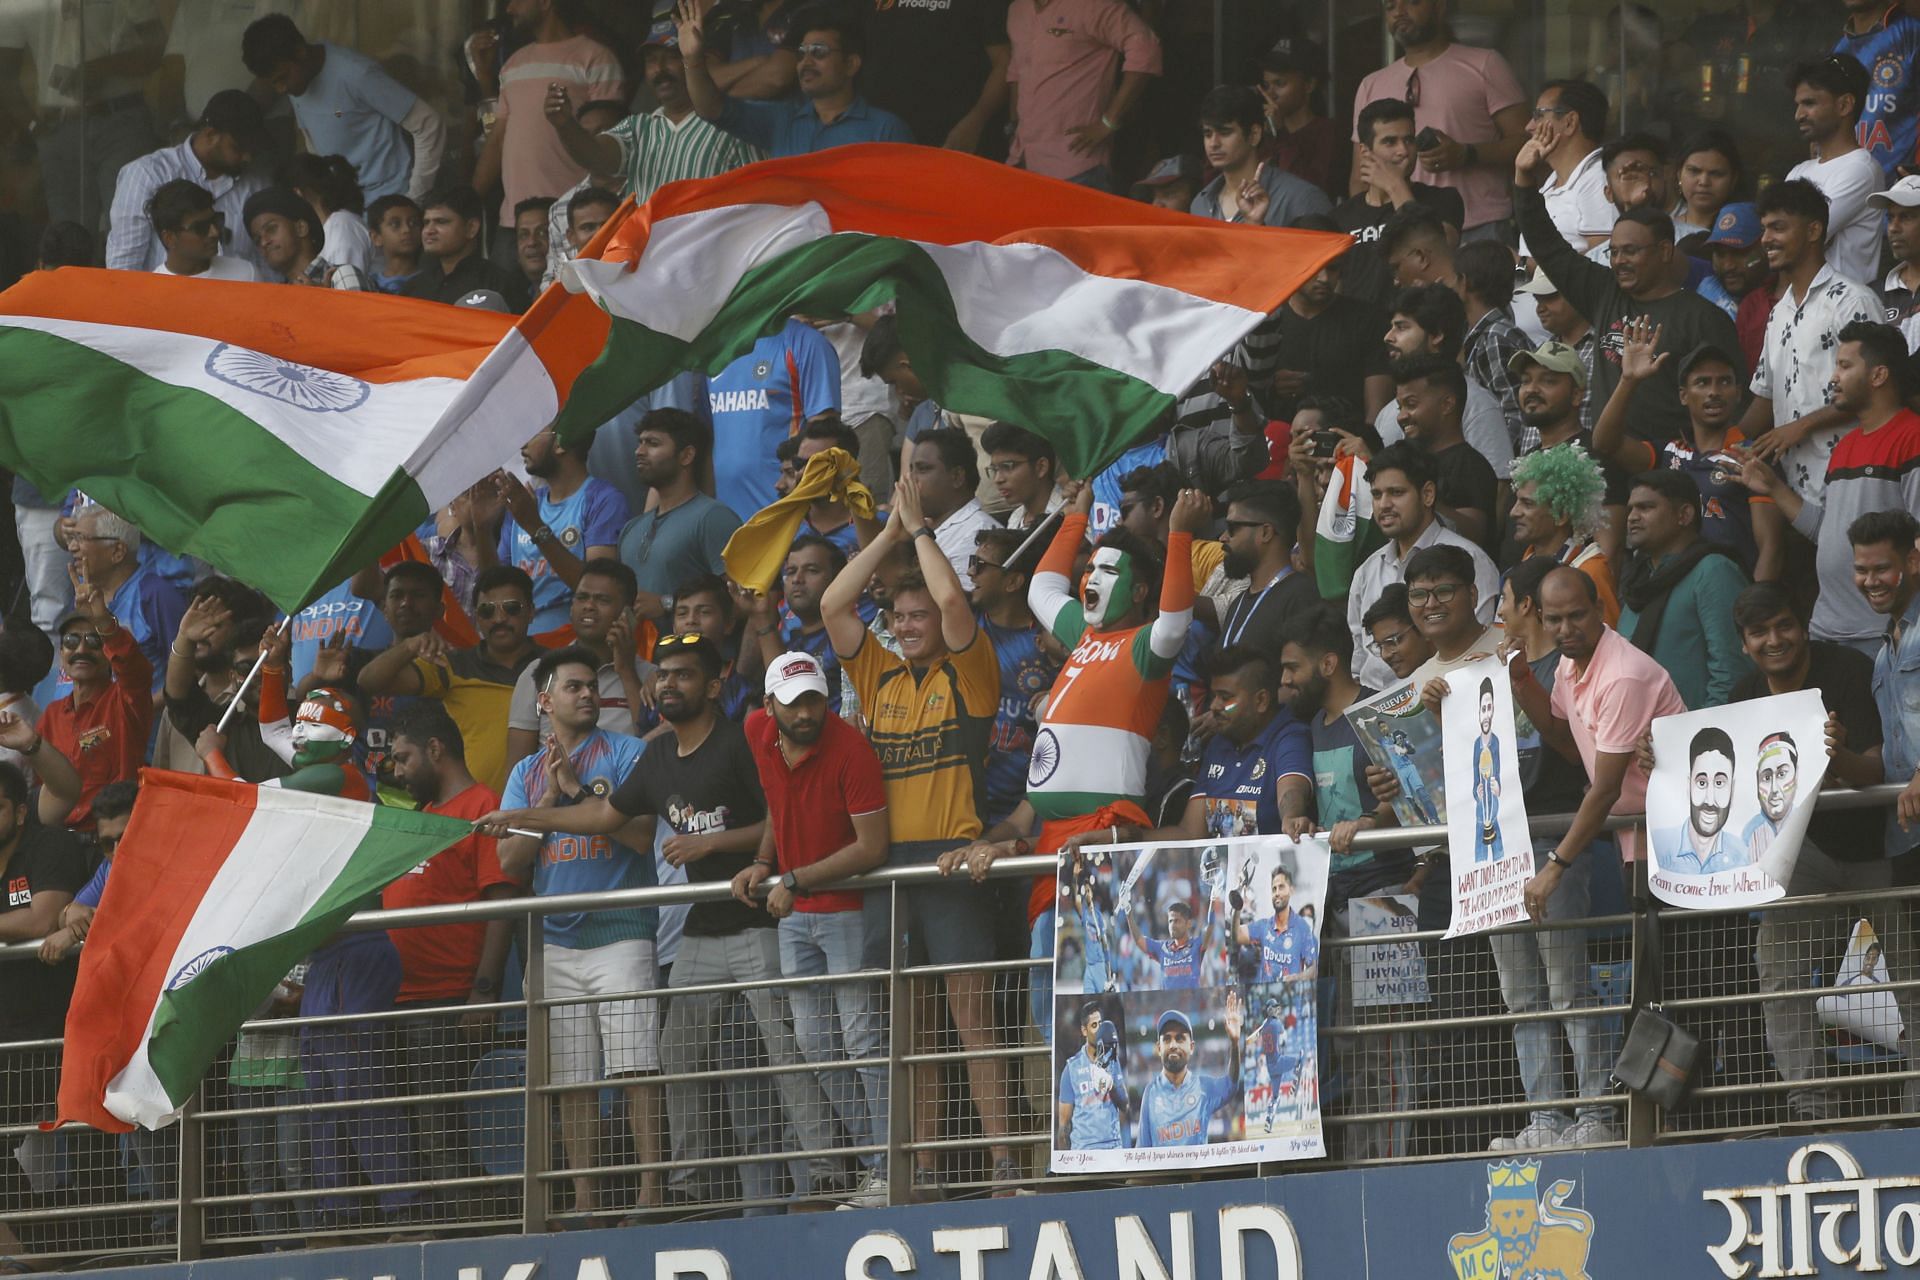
[1223,519,1271,534]
[967,554,1004,576]
[475,600,527,620]
[180,215,221,236]
[1406,583,1464,606]
[794,41,839,59]
[60,631,104,651]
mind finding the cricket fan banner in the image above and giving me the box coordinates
[1439,656,1536,939]
[1051,834,1331,1174]
[1645,689,1830,910]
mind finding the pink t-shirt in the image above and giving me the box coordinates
[1549,627,1688,862]
[495,34,625,227]
[1006,0,1162,180]
[1351,42,1525,231]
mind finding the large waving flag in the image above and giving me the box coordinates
[56,771,473,1131]
[0,270,609,612]
[557,144,1351,478]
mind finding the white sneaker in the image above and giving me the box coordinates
[1557,1115,1621,1147]
[1489,1118,1565,1151]
[834,1171,889,1211]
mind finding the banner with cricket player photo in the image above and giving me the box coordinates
[1343,682,1446,829]
[1817,919,1906,1052]
[1439,656,1536,938]
[1051,834,1331,1174]
[1644,689,1829,910]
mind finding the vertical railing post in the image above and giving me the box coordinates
[176,1088,203,1261]
[1626,858,1657,1148]
[885,878,912,1207]
[521,922,548,1233]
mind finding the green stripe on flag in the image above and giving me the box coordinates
[144,804,470,1107]
[556,234,1175,478]
[0,328,429,612]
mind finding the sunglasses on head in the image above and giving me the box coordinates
[475,600,526,620]
[654,632,706,651]
[60,631,104,651]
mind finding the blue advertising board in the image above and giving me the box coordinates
[78,1127,1920,1280]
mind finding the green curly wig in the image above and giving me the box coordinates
[1510,443,1607,538]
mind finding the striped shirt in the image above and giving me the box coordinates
[495,33,625,228]
[842,630,998,844]
[543,110,765,286]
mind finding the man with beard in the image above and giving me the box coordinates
[1391,357,1502,551]
[484,647,660,1216]
[380,701,519,1218]
[1598,327,1782,581]
[731,651,891,1205]
[470,0,624,265]
[1688,204,1777,370]
[1235,864,1319,986]
[160,579,283,780]
[1743,732,1800,862]
[1872,178,1920,348]
[618,408,740,622]
[1785,55,1886,286]
[1741,321,1920,655]
[1616,471,1753,709]
[1513,133,1744,449]
[1215,480,1317,658]
[1137,998,1245,1147]
[538,15,763,290]
[756,534,848,713]
[495,423,631,634]
[1653,727,1748,874]
[1371,284,1515,481]
[1058,1004,1130,1150]
[505,559,648,769]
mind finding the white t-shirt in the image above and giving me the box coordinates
[1788,150,1887,285]
[319,209,377,277]
[153,254,258,281]
[1374,378,1517,479]
[1522,148,1613,258]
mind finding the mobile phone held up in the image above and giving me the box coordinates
[1415,126,1441,152]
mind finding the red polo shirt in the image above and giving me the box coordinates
[38,625,152,831]
[744,708,885,915]
[382,782,519,1003]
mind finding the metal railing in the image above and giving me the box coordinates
[0,783,1912,1265]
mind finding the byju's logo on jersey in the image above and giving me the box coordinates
[1446,1160,1595,1280]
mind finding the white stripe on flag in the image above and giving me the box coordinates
[102,787,380,1129]
[407,326,560,510]
[2,316,469,499]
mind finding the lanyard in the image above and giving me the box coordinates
[1223,568,1290,649]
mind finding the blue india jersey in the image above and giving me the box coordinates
[1246,912,1319,983]
[1137,1069,1235,1146]
[1058,1048,1128,1149]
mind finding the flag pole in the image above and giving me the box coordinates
[215,616,291,736]
[1005,505,1065,575]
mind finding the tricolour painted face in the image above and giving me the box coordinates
[1082,546,1134,627]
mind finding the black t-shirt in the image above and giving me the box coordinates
[1731,642,1885,862]
[1430,439,1500,553]
[1334,184,1467,306]
[1270,294,1392,421]
[860,0,1010,149]
[1216,569,1322,659]
[1518,651,1587,814]
[166,682,293,785]
[609,717,770,935]
[0,823,87,1038]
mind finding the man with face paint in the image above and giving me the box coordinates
[1742,732,1800,863]
[1653,726,1750,875]
[1136,996,1244,1148]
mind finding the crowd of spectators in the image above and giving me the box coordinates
[8,0,1920,1253]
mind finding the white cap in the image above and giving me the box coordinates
[1869,175,1920,209]
[764,651,829,704]
[1516,266,1560,296]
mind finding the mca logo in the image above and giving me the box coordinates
[1446,1159,1594,1280]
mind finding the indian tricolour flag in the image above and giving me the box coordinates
[55,771,472,1131]
[0,269,609,612]
[557,144,1351,477]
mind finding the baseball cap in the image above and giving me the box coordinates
[455,289,511,312]
[641,14,678,48]
[764,651,829,704]
[1870,175,1920,210]
[199,88,270,153]
[1507,340,1588,389]
[1262,36,1325,78]
[1700,202,1762,249]
[1156,1009,1193,1036]
[1677,342,1740,380]
[1516,266,1560,297]
[1133,154,1201,192]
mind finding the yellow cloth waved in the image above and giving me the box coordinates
[722,446,877,592]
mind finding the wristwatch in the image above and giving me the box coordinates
[1546,849,1573,870]
[780,871,801,895]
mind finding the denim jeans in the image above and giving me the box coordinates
[1486,840,1616,1126]
[778,910,886,1173]
[1029,910,1055,1043]
[665,929,840,1199]
[231,1086,314,1241]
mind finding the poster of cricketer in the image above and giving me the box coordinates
[1439,656,1535,938]
[1344,683,1446,828]
[1645,689,1828,909]
[1051,834,1330,1173]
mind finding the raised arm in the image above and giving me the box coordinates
[824,509,907,659]
[676,0,725,121]
[1148,490,1203,661]
[1030,483,1092,640]
[1590,319,1665,474]
[891,456,978,653]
